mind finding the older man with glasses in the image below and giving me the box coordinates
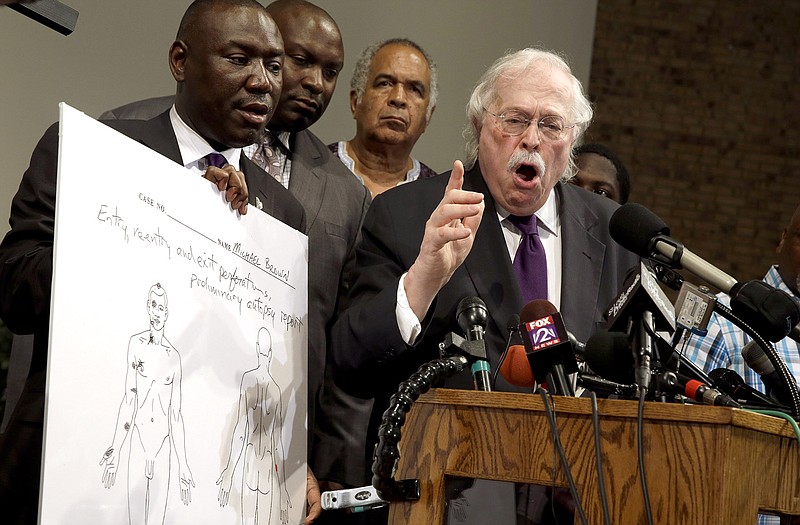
[328,47,639,524]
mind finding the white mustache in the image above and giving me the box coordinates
[507,150,546,174]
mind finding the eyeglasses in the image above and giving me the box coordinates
[483,108,574,141]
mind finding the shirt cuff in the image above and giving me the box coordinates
[396,272,422,345]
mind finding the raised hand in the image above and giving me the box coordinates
[405,160,485,320]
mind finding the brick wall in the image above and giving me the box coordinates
[586,0,800,286]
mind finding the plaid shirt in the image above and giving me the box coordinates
[681,266,800,395]
[681,266,799,525]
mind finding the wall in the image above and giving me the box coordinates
[586,0,800,283]
[0,0,598,239]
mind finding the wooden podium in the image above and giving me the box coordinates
[387,389,800,524]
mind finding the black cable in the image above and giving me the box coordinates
[637,389,654,525]
[590,392,612,525]
[714,302,800,417]
[492,317,519,390]
[491,328,515,390]
[371,355,468,502]
[536,388,588,525]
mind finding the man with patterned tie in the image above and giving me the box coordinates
[329,49,639,522]
[0,1,310,522]
[255,2,372,512]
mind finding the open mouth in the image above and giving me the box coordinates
[515,163,539,181]
[239,103,271,125]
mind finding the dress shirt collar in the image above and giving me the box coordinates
[270,129,291,152]
[495,187,559,236]
[169,105,241,169]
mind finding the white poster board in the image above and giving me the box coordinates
[41,104,308,524]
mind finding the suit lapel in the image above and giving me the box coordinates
[557,183,606,338]
[241,156,278,215]
[136,111,182,164]
[287,131,327,230]
[461,165,522,343]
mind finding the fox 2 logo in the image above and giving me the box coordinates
[526,315,561,347]
[532,325,558,345]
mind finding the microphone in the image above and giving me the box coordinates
[456,296,491,391]
[568,331,587,361]
[500,345,629,395]
[741,340,797,406]
[609,203,738,293]
[577,373,638,398]
[519,300,579,396]
[610,203,800,342]
[604,262,674,393]
[583,331,635,384]
[499,344,535,388]
[729,280,800,343]
[605,261,676,334]
[655,370,741,408]
[708,368,788,410]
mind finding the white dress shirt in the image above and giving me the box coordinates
[169,106,242,173]
[396,188,563,345]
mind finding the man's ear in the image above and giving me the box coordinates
[169,40,189,82]
[349,89,358,118]
[423,105,436,131]
[777,227,788,255]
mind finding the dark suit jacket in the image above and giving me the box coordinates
[0,112,306,519]
[330,162,639,476]
[0,110,306,345]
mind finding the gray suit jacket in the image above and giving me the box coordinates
[286,129,375,487]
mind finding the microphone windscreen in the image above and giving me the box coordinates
[519,299,557,324]
[456,296,489,334]
[730,280,800,342]
[708,367,745,390]
[499,345,535,388]
[741,340,775,375]
[584,331,634,384]
[609,203,670,256]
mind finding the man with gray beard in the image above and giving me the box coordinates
[328,47,638,523]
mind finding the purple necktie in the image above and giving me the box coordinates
[508,214,548,302]
[204,152,227,168]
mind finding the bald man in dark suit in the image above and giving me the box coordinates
[99,0,373,498]
[0,1,309,522]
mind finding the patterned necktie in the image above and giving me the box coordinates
[204,152,227,169]
[507,214,548,302]
[250,132,284,186]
